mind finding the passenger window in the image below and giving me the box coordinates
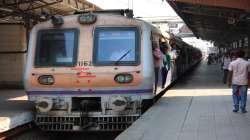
[93,27,140,66]
[35,29,78,67]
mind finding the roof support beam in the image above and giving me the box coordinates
[170,0,250,12]
[0,0,40,7]
[23,1,63,11]
[0,0,102,23]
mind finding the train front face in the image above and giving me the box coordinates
[24,14,154,131]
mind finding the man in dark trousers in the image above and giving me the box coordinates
[227,50,250,113]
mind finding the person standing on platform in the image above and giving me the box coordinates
[222,53,231,84]
[227,50,250,113]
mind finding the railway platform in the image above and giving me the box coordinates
[116,61,250,140]
[0,90,34,133]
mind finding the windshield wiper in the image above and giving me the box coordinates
[114,49,131,65]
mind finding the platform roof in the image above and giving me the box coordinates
[0,0,102,23]
[171,0,250,12]
[167,0,250,47]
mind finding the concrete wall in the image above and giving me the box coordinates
[0,24,27,88]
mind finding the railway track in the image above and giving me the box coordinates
[0,123,33,140]
[1,122,120,140]
[10,129,120,140]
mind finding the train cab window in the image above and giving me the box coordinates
[35,29,78,67]
[93,27,140,65]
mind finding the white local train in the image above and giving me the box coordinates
[24,10,201,131]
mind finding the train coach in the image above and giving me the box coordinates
[24,10,202,131]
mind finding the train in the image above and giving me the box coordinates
[24,10,202,131]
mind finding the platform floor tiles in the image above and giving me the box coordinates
[116,61,250,140]
[0,90,33,133]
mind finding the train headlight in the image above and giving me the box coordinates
[78,13,97,24]
[38,75,55,85]
[51,15,64,26]
[114,73,133,84]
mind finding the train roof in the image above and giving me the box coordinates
[170,35,200,51]
[74,9,163,35]
[74,9,134,18]
[34,9,166,37]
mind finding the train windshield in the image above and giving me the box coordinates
[35,29,78,67]
[93,27,139,65]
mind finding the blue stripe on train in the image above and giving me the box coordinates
[26,89,153,95]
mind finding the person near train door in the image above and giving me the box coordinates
[152,41,162,94]
[221,53,231,84]
[161,42,171,89]
[227,50,250,113]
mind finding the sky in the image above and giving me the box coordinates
[87,0,177,17]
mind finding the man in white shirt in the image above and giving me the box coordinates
[228,50,250,113]
[222,53,231,84]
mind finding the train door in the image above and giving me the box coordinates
[151,33,167,94]
[169,41,178,81]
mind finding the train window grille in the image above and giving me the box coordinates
[35,28,79,67]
